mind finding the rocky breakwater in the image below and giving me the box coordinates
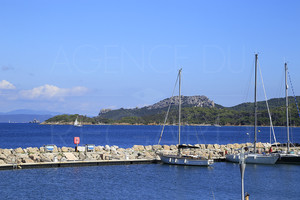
[1,142,298,167]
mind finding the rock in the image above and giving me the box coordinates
[206,144,214,149]
[27,147,39,153]
[95,146,102,152]
[256,142,264,148]
[51,146,58,153]
[233,143,241,149]
[78,152,85,160]
[29,154,40,162]
[0,160,6,165]
[14,148,24,154]
[56,154,63,161]
[0,154,7,160]
[1,149,12,155]
[133,145,144,151]
[110,146,116,152]
[22,158,34,163]
[146,95,214,110]
[61,157,67,162]
[214,144,220,149]
[112,145,119,149]
[64,153,78,160]
[43,153,54,161]
[163,145,170,151]
[117,148,125,153]
[61,147,69,152]
[170,145,177,150]
[104,145,110,151]
[145,145,153,151]
[39,147,45,153]
[40,156,51,162]
[152,145,162,151]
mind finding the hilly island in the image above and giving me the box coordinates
[44,95,300,126]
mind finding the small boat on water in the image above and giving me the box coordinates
[74,116,83,127]
[226,54,279,164]
[157,69,213,166]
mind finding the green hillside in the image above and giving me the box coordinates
[44,96,300,126]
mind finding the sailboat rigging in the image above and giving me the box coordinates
[276,63,300,164]
[157,69,214,166]
[226,54,279,164]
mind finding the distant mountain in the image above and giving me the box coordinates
[0,109,62,116]
[98,95,215,120]
[0,114,53,123]
[0,109,63,123]
[145,95,214,110]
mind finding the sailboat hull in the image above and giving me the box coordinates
[159,154,214,166]
[226,153,279,164]
[276,154,300,164]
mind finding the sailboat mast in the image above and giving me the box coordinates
[254,54,258,153]
[178,69,182,145]
[285,63,290,152]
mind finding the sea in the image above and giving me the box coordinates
[0,123,299,200]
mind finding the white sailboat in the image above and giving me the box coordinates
[74,116,83,127]
[157,69,214,166]
[213,115,221,127]
[276,63,300,164]
[226,54,279,164]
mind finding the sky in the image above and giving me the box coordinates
[0,1,300,116]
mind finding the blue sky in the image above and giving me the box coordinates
[0,1,300,116]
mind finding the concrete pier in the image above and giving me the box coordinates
[0,159,160,170]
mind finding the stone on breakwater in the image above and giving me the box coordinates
[145,145,153,151]
[152,145,162,151]
[23,158,34,163]
[61,147,69,152]
[163,145,170,151]
[0,142,293,166]
[64,153,77,161]
[27,147,39,153]
[0,153,7,160]
[29,154,40,162]
[1,149,12,155]
[14,148,24,154]
[133,145,144,151]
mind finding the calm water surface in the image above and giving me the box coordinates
[0,163,299,200]
[0,124,299,199]
[0,123,299,148]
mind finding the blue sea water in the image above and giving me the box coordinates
[0,124,300,199]
[0,123,299,149]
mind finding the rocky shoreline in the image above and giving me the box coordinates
[1,142,299,167]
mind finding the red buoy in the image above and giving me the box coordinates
[74,137,80,145]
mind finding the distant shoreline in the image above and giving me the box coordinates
[39,122,299,128]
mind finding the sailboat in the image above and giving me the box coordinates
[213,114,221,127]
[276,63,300,164]
[157,69,214,166]
[74,116,83,127]
[226,54,279,164]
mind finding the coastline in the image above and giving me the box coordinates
[40,122,299,128]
